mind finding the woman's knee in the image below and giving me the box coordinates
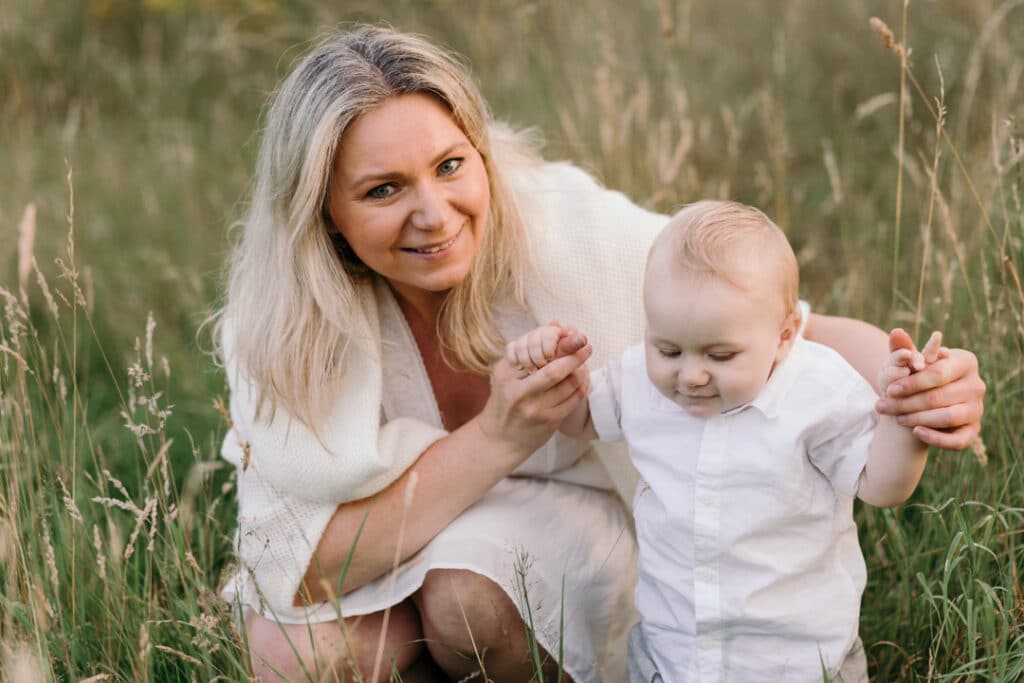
[244,602,424,682]
[415,569,522,651]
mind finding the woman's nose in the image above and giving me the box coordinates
[409,182,451,231]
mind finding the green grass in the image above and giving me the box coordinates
[1,0,1022,680]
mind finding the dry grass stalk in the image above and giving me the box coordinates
[0,342,30,372]
[43,522,59,594]
[57,475,83,524]
[17,203,36,302]
[970,435,989,466]
[154,644,202,666]
[869,17,907,59]
[33,260,59,321]
[124,497,157,560]
[370,470,420,683]
[92,524,106,580]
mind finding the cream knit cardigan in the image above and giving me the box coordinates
[221,152,668,617]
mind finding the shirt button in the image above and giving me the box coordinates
[698,637,714,650]
[699,493,715,506]
[698,568,714,583]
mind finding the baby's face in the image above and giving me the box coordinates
[643,268,794,418]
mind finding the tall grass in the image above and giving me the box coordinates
[1,0,1022,680]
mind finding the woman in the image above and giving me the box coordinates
[217,27,985,682]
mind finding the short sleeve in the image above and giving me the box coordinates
[589,359,626,443]
[808,376,879,497]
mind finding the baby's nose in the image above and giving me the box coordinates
[679,360,710,387]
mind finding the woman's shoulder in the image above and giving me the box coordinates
[489,123,608,197]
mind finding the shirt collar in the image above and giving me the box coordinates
[721,336,806,420]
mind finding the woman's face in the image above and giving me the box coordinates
[327,93,491,310]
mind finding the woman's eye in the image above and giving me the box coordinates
[366,183,397,200]
[438,158,463,176]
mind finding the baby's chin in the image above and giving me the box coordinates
[675,398,722,419]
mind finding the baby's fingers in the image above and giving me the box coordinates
[531,329,560,367]
[888,348,915,367]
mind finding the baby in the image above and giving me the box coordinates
[508,200,937,683]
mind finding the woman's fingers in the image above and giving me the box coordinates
[528,343,592,389]
[878,364,911,390]
[886,349,981,398]
[877,379,984,419]
[894,402,976,430]
[911,423,980,451]
[554,332,587,358]
[540,366,589,410]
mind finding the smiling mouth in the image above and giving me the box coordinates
[402,230,460,254]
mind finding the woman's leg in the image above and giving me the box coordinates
[243,599,437,682]
[413,568,573,683]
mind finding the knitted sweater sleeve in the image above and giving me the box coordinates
[220,312,448,507]
[514,160,670,501]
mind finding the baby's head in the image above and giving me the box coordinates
[643,200,802,417]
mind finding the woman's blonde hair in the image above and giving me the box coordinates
[216,26,535,424]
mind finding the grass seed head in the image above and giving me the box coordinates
[869,17,907,59]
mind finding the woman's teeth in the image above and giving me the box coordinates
[410,235,457,253]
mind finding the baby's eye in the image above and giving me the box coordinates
[438,158,463,176]
[658,348,681,358]
[708,352,737,362]
[366,183,397,200]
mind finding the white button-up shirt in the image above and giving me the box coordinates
[590,337,879,683]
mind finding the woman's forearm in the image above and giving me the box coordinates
[297,418,530,604]
[804,313,888,394]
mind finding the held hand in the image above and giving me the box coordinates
[505,322,588,377]
[482,340,593,455]
[877,330,940,393]
[876,328,986,450]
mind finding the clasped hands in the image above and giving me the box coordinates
[500,323,985,453]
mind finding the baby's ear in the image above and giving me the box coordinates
[774,309,802,363]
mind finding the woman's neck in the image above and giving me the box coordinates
[389,282,447,331]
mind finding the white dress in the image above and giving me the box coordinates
[220,153,669,682]
[224,281,640,682]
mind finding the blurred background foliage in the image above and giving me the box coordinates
[1,0,1022,680]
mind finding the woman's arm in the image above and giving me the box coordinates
[804,313,985,450]
[297,342,592,604]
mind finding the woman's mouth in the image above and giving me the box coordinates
[402,230,461,255]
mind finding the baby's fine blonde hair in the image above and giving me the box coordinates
[652,200,799,315]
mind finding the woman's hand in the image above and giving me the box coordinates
[479,337,592,455]
[875,328,986,450]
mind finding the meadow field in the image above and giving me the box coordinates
[1,0,1022,680]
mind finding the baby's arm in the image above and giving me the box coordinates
[505,324,598,440]
[857,331,940,507]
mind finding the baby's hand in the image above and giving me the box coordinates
[878,329,947,394]
[506,323,588,377]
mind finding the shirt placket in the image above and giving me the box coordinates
[693,414,726,681]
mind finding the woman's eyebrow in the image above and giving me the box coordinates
[429,141,470,166]
[349,142,470,189]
